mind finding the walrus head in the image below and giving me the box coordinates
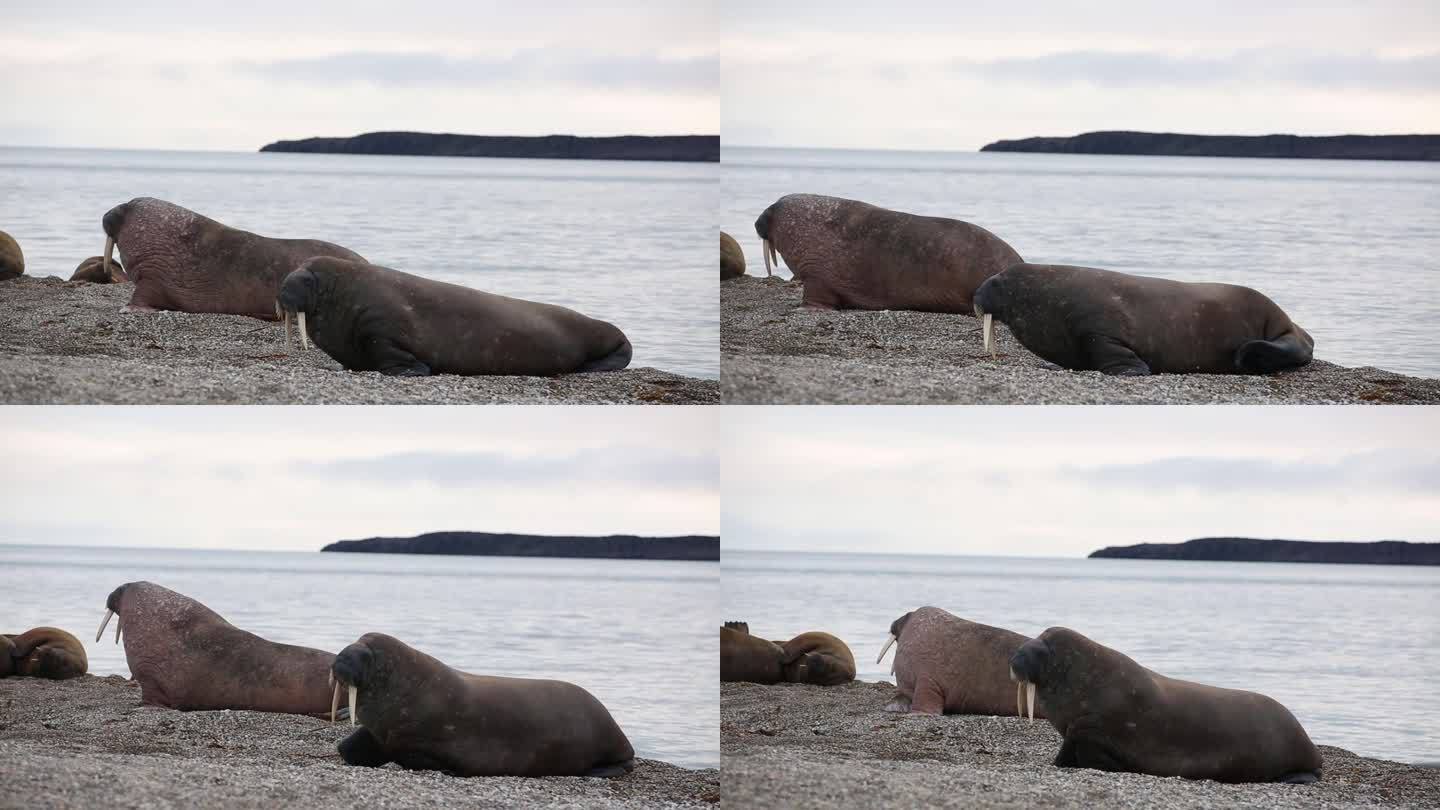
[331,633,414,728]
[1010,627,1099,724]
[972,274,1008,358]
[276,262,324,351]
[95,584,129,645]
[875,611,914,674]
[100,201,130,282]
[753,203,780,277]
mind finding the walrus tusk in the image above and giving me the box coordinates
[762,239,772,276]
[115,614,122,644]
[983,313,994,357]
[348,685,357,726]
[103,236,114,278]
[769,240,779,271]
[876,633,896,664]
[331,681,340,723]
[1026,682,1035,722]
[298,311,310,351]
[96,609,114,643]
[283,311,293,349]
[1016,682,1023,718]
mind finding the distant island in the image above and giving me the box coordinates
[980,131,1440,162]
[260,132,719,162]
[321,531,719,561]
[1089,537,1440,566]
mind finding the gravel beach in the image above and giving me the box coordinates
[0,276,718,404]
[721,276,1440,404]
[0,676,719,810]
[722,681,1439,810]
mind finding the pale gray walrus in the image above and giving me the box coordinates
[100,197,363,319]
[876,607,1043,718]
[972,263,1314,374]
[1009,627,1322,783]
[96,581,340,716]
[275,256,632,376]
[753,193,1022,311]
[330,632,636,777]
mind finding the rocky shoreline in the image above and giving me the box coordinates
[0,276,718,404]
[721,276,1440,404]
[722,680,1439,810]
[0,676,720,810]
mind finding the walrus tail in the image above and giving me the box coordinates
[586,758,637,779]
[580,336,632,373]
[1234,334,1313,374]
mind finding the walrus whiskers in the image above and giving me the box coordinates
[95,609,114,643]
[876,633,896,664]
[348,684,357,727]
[103,236,114,278]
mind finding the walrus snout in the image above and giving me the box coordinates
[973,277,1005,357]
[754,205,780,276]
[331,643,373,726]
[100,204,129,280]
[277,267,321,350]
[96,584,128,644]
[1009,639,1049,722]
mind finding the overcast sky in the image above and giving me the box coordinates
[0,2,716,150]
[1,407,718,551]
[723,1,1440,150]
[723,407,1440,557]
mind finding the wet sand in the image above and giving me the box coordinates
[721,276,1440,404]
[722,681,1439,810]
[0,676,720,809]
[0,276,718,404]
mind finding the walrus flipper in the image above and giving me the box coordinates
[1234,334,1312,374]
[1084,335,1151,376]
[578,336,632,373]
[368,339,432,377]
[586,758,637,778]
[337,727,392,767]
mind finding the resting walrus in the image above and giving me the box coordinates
[753,193,1022,312]
[720,622,855,686]
[2,627,88,679]
[70,255,127,284]
[331,632,636,777]
[276,256,632,376]
[973,263,1314,375]
[876,607,1041,717]
[97,581,338,715]
[1009,627,1322,783]
[100,196,364,319]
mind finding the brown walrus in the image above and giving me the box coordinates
[720,622,783,683]
[972,263,1314,375]
[0,229,23,280]
[101,197,364,319]
[1010,627,1322,783]
[876,607,1042,717]
[331,632,636,777]
[70,255,127,283]
[276,256,632,376]
[3,627,88,679]
[97,581,338,715]
[753,193,1022,311]
[721,231,745,279]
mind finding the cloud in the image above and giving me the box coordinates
[293,447,718,491]
[1067,449,1440,494]
[960,49,1440,94]
[245,50,717,96]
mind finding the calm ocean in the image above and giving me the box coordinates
[0,146,718,379]
[723,550,1440,764]
[722,146,1440,378]
[0,544,719,769]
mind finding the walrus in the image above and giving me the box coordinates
[752,193,1022,311]
[972,263,1314,375]
[96,581,338,715]
[276,256,632,376]
[0,229,23,280]
[70,255,127,284]
[1009,627,1322,783]
[330,632,636,778]
[721,231,745,279]
[876,607,1042,717]
[3,627,88,679]
[100,197,364,319]
[720,622,784,683]
[778,631,855,686]
[0,635,12,676]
